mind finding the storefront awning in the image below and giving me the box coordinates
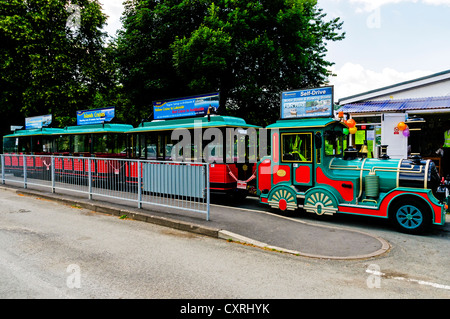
[338,96,450,113]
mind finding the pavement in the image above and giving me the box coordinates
[0,185,391,260]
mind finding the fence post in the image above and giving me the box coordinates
[88,157,92,200]
[1,155,5,185]
[51,156,55,193]
[23,155,27,189]
[206,163,210,221]
[137,160,142,209]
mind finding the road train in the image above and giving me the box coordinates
[2,112,448,234]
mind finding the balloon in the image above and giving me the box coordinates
[398,122,407,131]
[343,128,349,135]
[346,119,356,128]
[349,127,357,134]
[403,128,410,137]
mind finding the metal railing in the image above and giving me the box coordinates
[0,154,210,220]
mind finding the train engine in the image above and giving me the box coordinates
[257,118,448,234]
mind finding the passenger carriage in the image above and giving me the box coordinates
[2,127,64,178]
[51,123,133,183]
[126,115,261,197]
[2,123,133,184]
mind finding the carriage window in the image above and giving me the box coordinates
[3,137,17,153]
[73,134,90,153]
[17,137,31,153]
[56,135,70,153]
[92,134,127,154]
[146,134,157,160]
[282,133,312,162]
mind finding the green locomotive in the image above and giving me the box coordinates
[256,117,447,234]
[256,87,447,234]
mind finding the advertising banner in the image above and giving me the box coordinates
[281,87,333,119]
[25,114,52,129]
[153,93,220,120]
[76,107,115,125]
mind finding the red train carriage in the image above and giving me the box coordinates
[126,115,261,198]
[2,127,65,178]
[52,123,133,182]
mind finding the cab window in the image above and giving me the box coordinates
[282,133,312,162]
[324,131,344,156]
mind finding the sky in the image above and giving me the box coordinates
[100,0,450,102]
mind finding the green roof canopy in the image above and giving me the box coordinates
[60,123,134,134]
[3,127,65,138]
[129,116,261,133]
[266,118,342,130]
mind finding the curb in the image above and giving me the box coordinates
[14,188,220,239]
[3,185,390,260]
[218,229,390,260]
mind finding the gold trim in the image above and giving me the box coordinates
[358,158,368,199]
[361,199,378,204]
[339,203,379,210]
[276,169,287,177]
[396,159,402,188]
[424,159,430,189]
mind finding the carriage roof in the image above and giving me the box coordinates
[129,115,260,133]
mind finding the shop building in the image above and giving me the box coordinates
[336,69,450,177]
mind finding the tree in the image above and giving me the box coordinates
[171,0,345,126]
[0,0,111,136]
[116,0,344,126]
[115,0,211,125]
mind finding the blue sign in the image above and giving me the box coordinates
[281,87,334,119]
[77,107,115,125]
[25,114,52,129]
[153,93,220,120]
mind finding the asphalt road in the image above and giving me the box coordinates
[0,188,449,300]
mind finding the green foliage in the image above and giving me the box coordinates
[116,0,344,126]
[0,0,345,139]
[0,0,111,136]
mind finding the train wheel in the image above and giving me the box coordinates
[304,189,338,216]
[268,186,297,212]
[390,199,431,234]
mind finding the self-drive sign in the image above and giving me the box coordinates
[281,86,333,119]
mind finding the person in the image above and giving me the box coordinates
[443,126,450,178]
[444,128,450,148]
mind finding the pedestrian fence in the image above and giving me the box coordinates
[0,154,210,220]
